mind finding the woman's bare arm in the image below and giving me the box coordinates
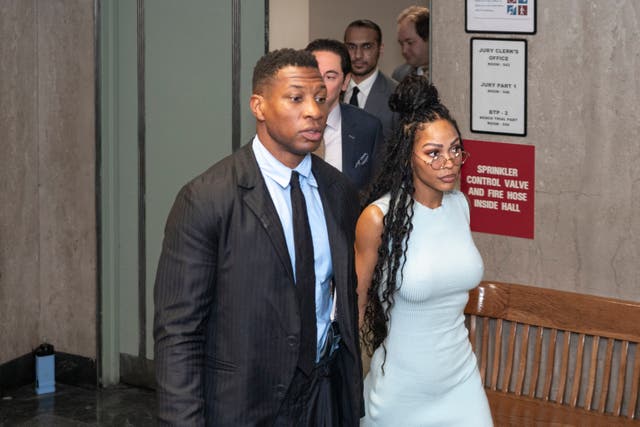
[355,204,384,328]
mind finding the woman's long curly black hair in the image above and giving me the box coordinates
[361,76,464,365]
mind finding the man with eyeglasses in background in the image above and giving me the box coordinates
[343,19,398,144]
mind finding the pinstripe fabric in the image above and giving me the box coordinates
[153,143,363,426]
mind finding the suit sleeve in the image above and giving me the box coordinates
[153,183,218,426]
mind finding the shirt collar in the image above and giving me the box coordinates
[326,104,342,131]
[348,69,378,96]
[416,65,429,76]
[252,135,317,189]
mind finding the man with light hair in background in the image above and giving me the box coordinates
[393,5,429,82]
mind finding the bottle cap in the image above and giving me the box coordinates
[35,343,55,356]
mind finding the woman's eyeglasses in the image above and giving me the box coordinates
[414,148,470,170]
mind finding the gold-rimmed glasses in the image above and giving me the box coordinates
[414,147,470,170]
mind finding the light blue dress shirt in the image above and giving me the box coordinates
[252,136,334,361]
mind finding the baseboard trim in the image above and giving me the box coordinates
[0,353,34,394]
[119,353,155,389]
[56,352,97,388]
[0,351,96,395]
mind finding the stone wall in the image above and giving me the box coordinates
[0,0,96,364]
[433,1,640,300]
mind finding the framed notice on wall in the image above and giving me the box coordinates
[471,38,527,136]
[465,0,536,34]
[460,139,535,239]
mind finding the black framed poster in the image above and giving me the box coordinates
[470,38,527,136]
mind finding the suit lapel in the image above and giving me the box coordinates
[341,105,372,178]
[235,144,294,281]
[364,74,386,115]
[369,73,384,97]
[340,105,357,174]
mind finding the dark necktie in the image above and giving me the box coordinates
[349,86,360,107]
[290,171,317,375]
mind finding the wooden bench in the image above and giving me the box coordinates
[465,281,640,426]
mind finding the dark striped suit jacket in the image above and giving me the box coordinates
[153,142,363,426]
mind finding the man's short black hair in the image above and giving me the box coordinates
[252,48,319,94]
[305,39,352,75]
[344,19,382,45]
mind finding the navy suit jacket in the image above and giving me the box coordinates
[339,103,385,195]
[362,71,398,143]
[153,143,363,426]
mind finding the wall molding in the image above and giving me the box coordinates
[119,353,154,389]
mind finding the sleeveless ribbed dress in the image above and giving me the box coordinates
[361,191,493,426]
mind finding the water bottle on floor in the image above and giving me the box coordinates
[35,343,55,395]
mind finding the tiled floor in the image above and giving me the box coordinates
[0,383,155,426]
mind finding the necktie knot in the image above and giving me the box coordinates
[290,170,301,190]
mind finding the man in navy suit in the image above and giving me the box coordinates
[306,39,385,195]
[343,19,398,144]
[154,49,363,426]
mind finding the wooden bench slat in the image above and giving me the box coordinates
[543,328,558,401]
[569,333,586,407]
[527,326,544,398]
[480,316,489,383]
[598,338,615,413]
[501,322,517,392]
[627,344,640,419]
[515,324,530,395]
[491,319,503,391]
[556,332,571,404]
[584,335,600,410]
[614,341,629,416]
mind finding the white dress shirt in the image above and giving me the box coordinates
[252,136,334,360]
[345,69,379,109]
[323,104,343,172]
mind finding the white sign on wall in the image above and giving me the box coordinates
[466,0,536,34]
[471,38,527,136]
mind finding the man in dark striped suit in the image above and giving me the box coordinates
[153,49,363,426]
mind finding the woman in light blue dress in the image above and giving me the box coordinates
[356,76,493,426]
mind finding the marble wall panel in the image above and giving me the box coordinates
[37,0,96,358]
[0,0,40,364]
[433,1,640,300]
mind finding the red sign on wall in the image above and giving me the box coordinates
[461,139,535,239]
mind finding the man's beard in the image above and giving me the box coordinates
[352,63,376,77]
